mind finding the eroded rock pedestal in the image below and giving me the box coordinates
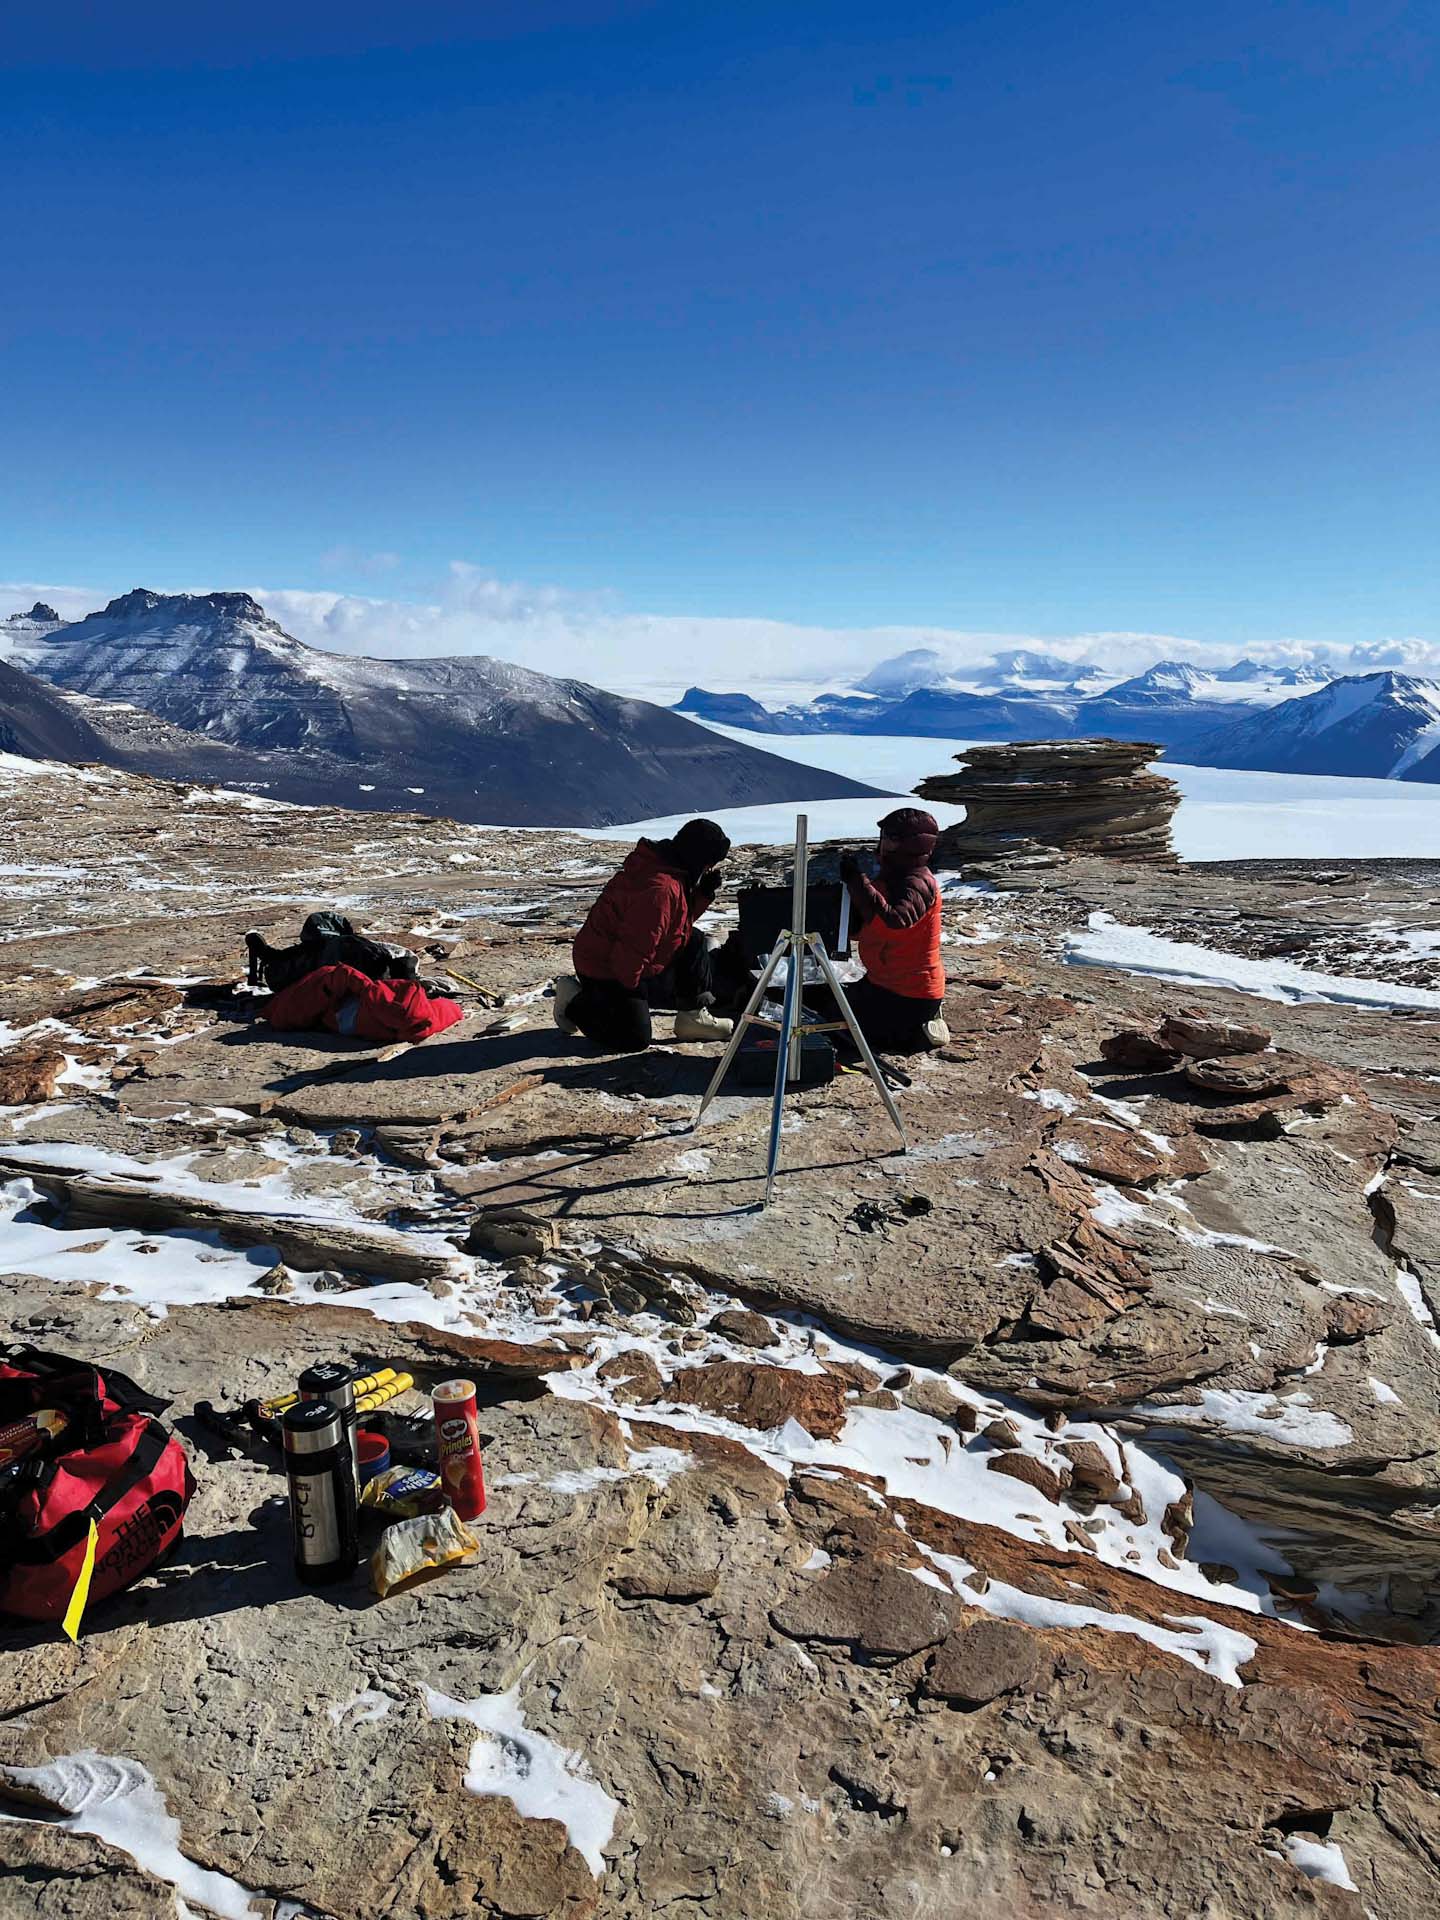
[918,737,1180,866]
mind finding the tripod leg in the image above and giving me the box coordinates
[764,935,801,1206]
[692,936,787,1127]
[807,935,909,1151]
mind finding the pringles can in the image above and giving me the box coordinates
[432,1378,486,1520]
[298,1361,359,1488]
[282,1399,359,1585]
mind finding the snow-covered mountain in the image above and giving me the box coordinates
[0,602,64,654]
[1212,657,1330,689]
[852,648,953,697]
[671,647,1354,760]
[853,645,1108,698]
[10,590,881,825]
[1194,672,1440,781]
[970,648,1108,691]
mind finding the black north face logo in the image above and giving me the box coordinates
[96,1491,184,1581]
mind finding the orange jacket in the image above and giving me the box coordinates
[858,890,944,999]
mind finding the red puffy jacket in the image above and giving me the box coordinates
[573,841,713,992]
[266,964,465,1045]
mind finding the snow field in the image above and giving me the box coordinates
[596,725,1440,861]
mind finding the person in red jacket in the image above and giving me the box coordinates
[556,819,737,1050]
[808,806,949,1053]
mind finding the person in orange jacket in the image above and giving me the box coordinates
[811,807,949,1052]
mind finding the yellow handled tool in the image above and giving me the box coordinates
[443,963,506,1008]
[258,1366,397,1421]
[355,1373,414,1414]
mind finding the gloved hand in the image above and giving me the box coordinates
[839,852,861,883]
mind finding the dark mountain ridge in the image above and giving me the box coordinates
[6,590,881,825]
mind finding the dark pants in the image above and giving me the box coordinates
[803,976,943,1055]
[570,931,718,1052]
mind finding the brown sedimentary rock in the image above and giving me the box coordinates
[595,1349,665,1405]
[987,1450,1072,1500]
[1052,1118,1173,1188]
[667,1361,849,1440]
[1100,1028,1183,1072]
[918,738,1180,867]
[1058,1440,1124,1503]
[1184,1055,1294,1098]
[925,1617,1053,1703]
[1160,1013,1272,1057]
[0,1047,68,1105]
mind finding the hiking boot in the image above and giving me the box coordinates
[922,1014,951,1050]
[553,974,583,1036]
[674,1007,734,1043]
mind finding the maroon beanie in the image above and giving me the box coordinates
[878,806,939,865]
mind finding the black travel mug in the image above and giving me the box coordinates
[282,1399,358,1586]
[298,1361,359,1489]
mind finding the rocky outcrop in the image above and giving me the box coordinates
[917,737,1180,866]
[9,757,1440,1917]
[3,601,62,625]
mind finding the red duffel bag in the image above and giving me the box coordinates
[0,1346,195,1622]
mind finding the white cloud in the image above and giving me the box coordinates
[1346,636,1440,671]
[0,581,111,624]
[3,570,1436,702]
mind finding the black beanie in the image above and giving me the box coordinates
[670,818,732,871]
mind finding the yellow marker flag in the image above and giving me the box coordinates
[61,1519,99,1645]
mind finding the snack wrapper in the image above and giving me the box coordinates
[370,1506,478,1598]
[361,1465,446,1519]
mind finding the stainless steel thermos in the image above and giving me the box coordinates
[298,1361,359,1487]
[282,1399,358,1585]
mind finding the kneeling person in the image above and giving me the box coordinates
[556,819,736,1051]
[815,807,948,1054]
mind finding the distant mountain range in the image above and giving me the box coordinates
[1193,671,1440,780]
[674,648,1440,782]
[0,592,880,825]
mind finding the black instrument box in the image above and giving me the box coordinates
[733,1024,837,1089]
[736,882,848,967]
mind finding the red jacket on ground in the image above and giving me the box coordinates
[265,964,465,1045]
[573,841,715,992]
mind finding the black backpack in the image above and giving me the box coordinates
[245,913,420,993]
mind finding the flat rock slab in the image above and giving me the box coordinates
[119,1021,399,1117]
[442,1074,1119,1359]
[125,1021,727,1130]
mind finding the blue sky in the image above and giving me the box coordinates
[4,1,1437,684]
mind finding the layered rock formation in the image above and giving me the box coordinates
[917,737,1180,866]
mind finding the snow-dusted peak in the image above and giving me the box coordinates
[853,648,951,696]
[1130,661,1211,693]
[1197,668,1440,782]
[1,602,66,659]
[4,601,62,626]
[1287,669,1440,733]
[93,588,267,624]
[1211,658,1273,683]
[984,648,1084,683]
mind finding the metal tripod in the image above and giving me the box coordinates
[693,814,908,1206]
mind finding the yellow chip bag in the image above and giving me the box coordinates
[370,1506,478,1599]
